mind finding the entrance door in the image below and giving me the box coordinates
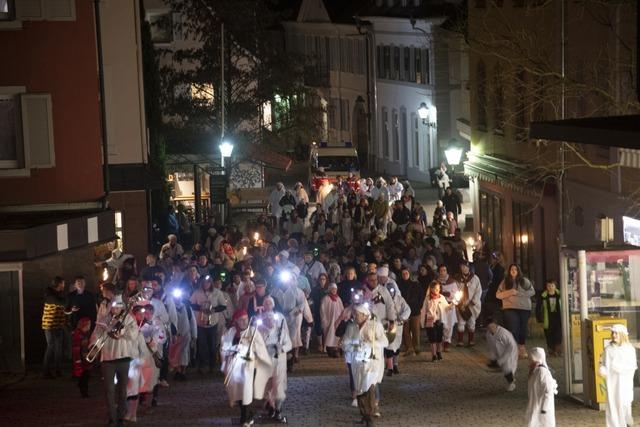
[0,266,23,372]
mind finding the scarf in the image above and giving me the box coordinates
[329,293,339,302]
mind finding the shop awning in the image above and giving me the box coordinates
[529,115,640,150]
[244,143,292,171]
[0,210,116,261]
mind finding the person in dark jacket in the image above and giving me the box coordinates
[66,276,97,329]
[402,272,427,356]
[42,276,69,379]
[338,266,362,306]
[391,201,411,229]
[485,251,506,322]
[441,187,462,221]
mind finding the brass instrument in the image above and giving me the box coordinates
[85,298,133,363]
[223,318,260,387]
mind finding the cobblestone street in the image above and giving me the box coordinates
[0,335,617,427]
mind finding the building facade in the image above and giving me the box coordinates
[0,0,149,369]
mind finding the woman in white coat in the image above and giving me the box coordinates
[486,320,519,391]
[221,309,273,427]
[320,284,344,357]
[599,324,637,427]
[341,304,389,427]
[168,291,197,380]
[257,297,292,423]
[384,285,411,376]
[525,347,558,427]
[456,261,482,347]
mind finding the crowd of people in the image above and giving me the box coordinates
[38,175,635,427]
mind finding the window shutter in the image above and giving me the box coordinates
[45,0,75,21]
[172,13,183,42]
[15,0,44,20]
[21,94,55,169]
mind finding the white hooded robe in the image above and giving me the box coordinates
[599,343,638,427]
[486,325,518,376]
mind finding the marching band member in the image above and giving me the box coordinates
[125,301,165,422]
[221,309,273,427]
[341,304,388,427]
[258,297,292,423]
[90,293,139,427]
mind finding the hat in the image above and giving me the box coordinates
[279,250,290,259]
[377,266,389,277]
[353,303,371,317]
[328,283,338,290]
[459,260,469,267]
[529,347,547,365]
[611,324,629,335]
[232,309,249,323]
[111,294,124,307]
[208,228,217,236]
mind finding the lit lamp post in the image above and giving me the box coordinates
[219,141,234,168]
[417,102,436,128]
[444,145,463,177]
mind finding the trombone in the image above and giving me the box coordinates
[85,296,139,363]
[223,317,261,387]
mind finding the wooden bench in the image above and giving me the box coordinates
[229,187,271,213]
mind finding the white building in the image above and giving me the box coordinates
[284,0,468,183]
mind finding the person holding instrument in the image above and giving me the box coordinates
[89,293,139,427]
[221,309,272,427]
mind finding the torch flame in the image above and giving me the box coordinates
[453,290,463,305]
[253,232,260,241]
[242,247,247,256]
[102,268,109,282]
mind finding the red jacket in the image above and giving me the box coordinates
[72,329,92,377]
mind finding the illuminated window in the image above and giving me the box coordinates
[115,211,124,251]
[479,191,503,254]
[262,100,272,131]
[512,201,534,278]
[190,83,214,106]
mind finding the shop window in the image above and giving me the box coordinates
[479,191,503,254]
[115,211,124,251]
[512,201,534,279]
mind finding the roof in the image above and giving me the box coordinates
[529,115,640,149]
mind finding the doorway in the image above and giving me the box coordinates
[0,265,23,372]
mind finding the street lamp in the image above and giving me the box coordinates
[418,102,436,128]
[219,141,234,168]
[444,146,463,166]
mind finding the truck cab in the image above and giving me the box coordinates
[308,143,360,196]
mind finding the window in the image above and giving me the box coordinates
[115,211,124,251]
[383,46,391,79]
[377,45,384,77]
[340,99,350,131]
[479,191,503,254]
[493,64,505,133]
[148,12,172,44]
[512,201,534,279]
[316,155,359,172]
[0,0,14,20]
[424,49,430,85]
[382,108,389,158]
[476,60,487,130]
[412,113,420,167]
[392,109,399,161]
[415,47,422,84]
[190,83,214,106]
[328,98,338,130]
[400,109,407,164]
[0,87,54,175]
[393,47,400,80]
[403,47,410,82]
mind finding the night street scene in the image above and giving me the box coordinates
[1,0,640,426]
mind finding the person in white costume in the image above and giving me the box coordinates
[599,324,638,427]
[420,281,455,362]
[486,320,519,391]
[436,265,459,351]
[257,297,292,424]
[341,304,389,427]
[387,176,404,204]
[525,347,558,427]
[269,183,286,228]
[384,285,410,376]
[455,261,482,347]
[320,283,344,357]
[221,309,272,427]
[125,302,166,422]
